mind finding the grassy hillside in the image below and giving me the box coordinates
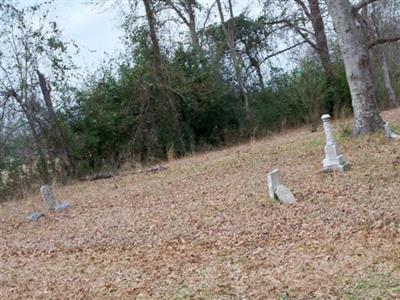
[1,109,399,299]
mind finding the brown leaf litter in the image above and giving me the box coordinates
[1,109,399,299]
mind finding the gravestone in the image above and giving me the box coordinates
[384,122,400,140]
[275,185,296,205]
[40,185,56,210]
[267,169,280,199]
[27,212,44,222]
[321,114,350,172]
[54,202,71,211]
[267,169,296,204]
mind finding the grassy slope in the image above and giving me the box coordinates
[1,109,399,299]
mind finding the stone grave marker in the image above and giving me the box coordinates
[384,122,400,140]
[40,185,71,212]
[40,185,56,210]
[321,114,350,172]
[267,169,296,204]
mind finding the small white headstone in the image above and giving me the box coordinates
[321,114,350,172]
[384,122,400,140]
[384,122,392,138]
[267,169,280,199]
[40,185,56,211]
[267,169,296,204]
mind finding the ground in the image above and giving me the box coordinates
[1,109,399,299]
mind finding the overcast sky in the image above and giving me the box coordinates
[43,0,123,72]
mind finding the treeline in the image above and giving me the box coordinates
[0,0,399,200]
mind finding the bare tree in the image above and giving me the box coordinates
[0,2,76,181]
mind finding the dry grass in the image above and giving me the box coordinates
[1,109,400,299]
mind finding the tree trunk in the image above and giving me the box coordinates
[8,89,50,183]
[143,0,162,69]
[308,0,333,76]
[37,70,75,176]
[186,1,202,54]
[142,0,185,155]
[326,0,384,135]
[307,0,337,114]
[381,48,398,107]
[215,0,250,113]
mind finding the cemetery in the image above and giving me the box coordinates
[1,109,399,299]
[1,0,399,298]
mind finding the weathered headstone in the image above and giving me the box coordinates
[321,114,350,172]
[384,122,400,140]
[40,185,56,210]
[267,169,296,204]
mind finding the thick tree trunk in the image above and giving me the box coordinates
[37,70,74,176]
[326,0,384,135]
[381,50,398,107]
[216,0,249,113]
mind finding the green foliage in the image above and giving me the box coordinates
[0,1,359,199]
[252,59,330,132]
[61,48,354,175]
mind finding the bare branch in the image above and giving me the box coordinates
[354,0,381,11]
[293,0,312,20]
[368,36,400,48]
[283,20,316,49]
[264,41,307,60]
[165,0,190,26]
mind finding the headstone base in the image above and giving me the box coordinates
[275,185,296,204]
[54,202,71,212]
[27,212,44,222]
[322,162,351,172]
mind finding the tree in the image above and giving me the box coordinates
[325,0,384,135]
[0,2,76,182]
[215,0,250,113]
[363,1,399,107]
[163,0,203,55]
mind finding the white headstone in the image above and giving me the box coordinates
[384,122,400,140]
[275,185,296,204]
[40,185,56,211]
[267,169,280,199]
[267,169,296,204]
[321,114,350,172]
[384,122,392,138]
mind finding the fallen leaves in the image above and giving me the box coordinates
[0,109,400,299]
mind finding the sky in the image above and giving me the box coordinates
[35,0,123,72]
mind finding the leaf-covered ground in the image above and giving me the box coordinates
[1,109,399,299]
